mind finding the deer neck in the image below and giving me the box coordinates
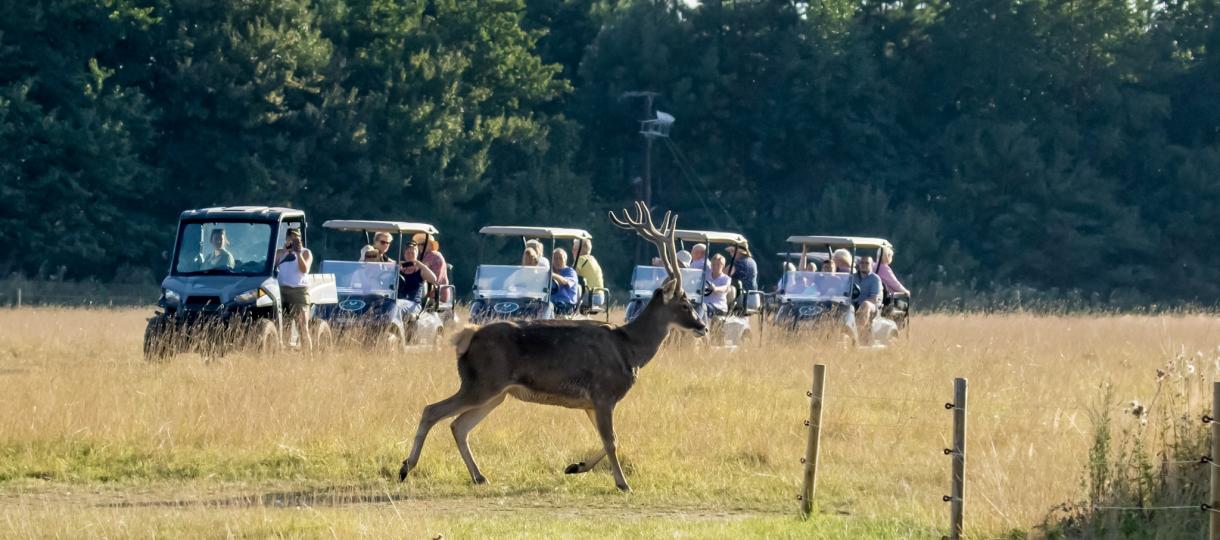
[619,296,673,369]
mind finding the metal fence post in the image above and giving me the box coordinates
[16,288,21,309]
[800,363,826,518]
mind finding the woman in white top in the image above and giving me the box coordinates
[274,228,314,351]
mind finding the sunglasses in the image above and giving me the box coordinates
[376,240,390,246]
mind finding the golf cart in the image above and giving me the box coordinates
[468,226,608,324]
[772,236,909,346]
[312,221,455,350]
[144,206,338,360]
[624,229,764,347]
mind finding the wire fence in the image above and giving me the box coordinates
[798,365,1220,538]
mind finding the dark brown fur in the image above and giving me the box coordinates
[397,286,705,491]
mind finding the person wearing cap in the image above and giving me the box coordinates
[676,249,692,268]
[274,228,314,351]
[413,233,450,303]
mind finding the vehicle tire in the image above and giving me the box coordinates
[312,319,333,352]
[253,319,281,355]
[143,317,174,362]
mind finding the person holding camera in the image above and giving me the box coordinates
[274,228,314,352]
[398,241,438,313]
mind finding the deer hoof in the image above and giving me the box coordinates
[616,482,632,492]
[472,475,487,485]
[397,462,412,482]
[564,462,587,474]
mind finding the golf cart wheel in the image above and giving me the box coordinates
[253,319,281,354]
[312,320,334,352]
[143,317,174,362]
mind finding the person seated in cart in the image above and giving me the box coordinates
[550,248,579,316]
[852,256,884,338]
[398,241,438,316]
[703,254,733,318]
[200,228,235,270]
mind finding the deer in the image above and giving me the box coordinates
[396,201,707,491]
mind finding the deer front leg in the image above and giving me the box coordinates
[451,392,506,485]
[565,409,607,474]
[399,392,476,481]
[593,403,630,492]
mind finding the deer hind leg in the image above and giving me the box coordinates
[594,403,630,492]
[399,391,479,481]
[564,409,607,474]
[451,392,507,484]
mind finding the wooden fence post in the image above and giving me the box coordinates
[800,363,826,518]
[1210,381,1219,540]
[946,377,968,540]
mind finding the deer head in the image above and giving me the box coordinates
[610,201,707,336]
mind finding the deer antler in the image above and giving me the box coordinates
[609,201,684,296]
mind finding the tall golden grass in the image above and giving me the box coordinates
[0,307,1217,538]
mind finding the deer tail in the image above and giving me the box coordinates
[451,324,480,357]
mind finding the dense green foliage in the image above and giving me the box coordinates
[2,0,1218,305]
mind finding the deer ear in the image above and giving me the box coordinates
[660,277,678,297]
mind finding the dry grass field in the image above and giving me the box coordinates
[1,307,1217,538]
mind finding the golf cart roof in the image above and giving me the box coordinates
[479,226,592,240]
[786,235,893,249]
[675,229,749,245]
[179,206,305,221]
[777,252,830,260]
[323,220,439,235]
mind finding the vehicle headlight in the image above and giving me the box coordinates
[233,288,263,304]
[163,289,181,306]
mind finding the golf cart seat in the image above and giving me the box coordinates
[579,278,608,316]
[729,280,764,317]
[881,290,910,328]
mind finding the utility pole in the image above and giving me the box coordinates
[621,91,660,209]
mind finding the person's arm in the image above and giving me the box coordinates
[877,264,909,294]
[416,262,438,284]
[296,248,312,274]
[552,270,574,286]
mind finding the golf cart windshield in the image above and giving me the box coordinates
[174,221,274,276]
[474,265,550,299]
[780,271,852,301]
[323,261,396,296]
[630,266,704,298]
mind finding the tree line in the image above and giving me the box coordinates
[2,0,1218,307]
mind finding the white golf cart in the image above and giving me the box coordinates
[314,220,455,350]
[624,229,764,347]
[774,236,909,347]
[469,226,607,324]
